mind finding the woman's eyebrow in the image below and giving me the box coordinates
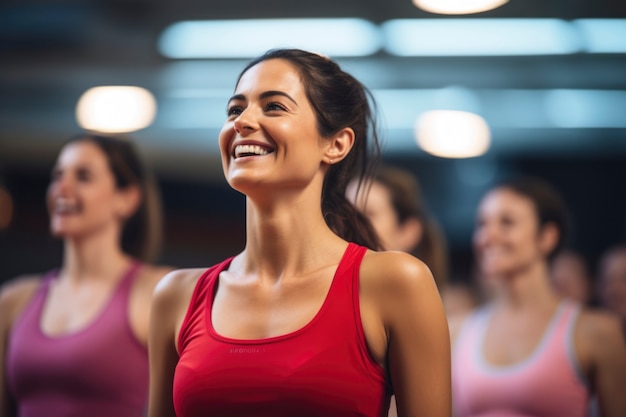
[259,90,297,105]
[228,91,297,105]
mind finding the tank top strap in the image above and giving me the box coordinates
[539,300,579,353]
[552,300,587,385]
[114,260,143,295]
[104,260,143,321]
[330,242,368,317]
[554,300,581,333]
[340,242,368,287]
[454,304,493,358]
[40,268,60,288]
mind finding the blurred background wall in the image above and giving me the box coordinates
[1,0,625,283]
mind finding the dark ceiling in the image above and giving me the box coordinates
[2,0,626,176]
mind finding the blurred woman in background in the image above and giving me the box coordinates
[451,176,626,417]
[550,248,593,306]
[346,165,449,290]
[597,244,626,335]
[0,133,172,417]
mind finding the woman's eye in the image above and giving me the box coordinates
[77,169,92,182]
[227,106,243,116]
[265,102,286,111]
[501,217,514,227]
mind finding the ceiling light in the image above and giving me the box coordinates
[158,19,381,58]
[574,19,626,53]
[383,19,580,56]
[413,0,509,15]
[415,110,490,158]
[76,86,157,133]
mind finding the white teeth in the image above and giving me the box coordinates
[55,197,78,213]
[234,144,269,158]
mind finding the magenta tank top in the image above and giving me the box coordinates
[173,243,392,417]
[6,262,149,417]
[452,301,589,417]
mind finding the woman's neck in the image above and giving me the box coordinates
[240,196,346,282]
[61,229,130,283]
[493,261,560,311]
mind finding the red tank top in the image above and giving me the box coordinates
[6,262,149,417]
[174,243,392,417]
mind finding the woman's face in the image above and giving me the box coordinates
[550,252,590,304]
[473,187,548,278]
[219,58,328,197]
[47,141,125,239]
[346,179,403,251]
[599,250,626,320]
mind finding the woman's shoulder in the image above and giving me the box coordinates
[360,249,435,292]
[153,268,208,300]
[0,273,44,327]
[576,306,624,343]
[136,263,176,289]
[358,250,442,321]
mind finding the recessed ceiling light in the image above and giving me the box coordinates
[415,110,490,158]
[76,86,157,133]
[413,0,509,15]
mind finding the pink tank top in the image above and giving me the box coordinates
[452,301,588,417]
[173,243,392,417]
[6,262,149,417]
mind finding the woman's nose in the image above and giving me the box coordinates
[51,173,73,193]
[233,108,258,134]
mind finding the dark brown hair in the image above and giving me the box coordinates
[237,49,382,250]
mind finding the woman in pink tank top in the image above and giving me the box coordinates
[147,49,451,417]
[450,177,626,417]
[0,133,172,417]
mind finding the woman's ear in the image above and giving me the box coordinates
[399,217,423,253]
[323,127,355,165]
[115,185,142,220]
[539,222,560,256]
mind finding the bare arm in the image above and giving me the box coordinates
[579,311,626,417]
[0,276,42,417]
[147,269,201,417]
[129,265,175,346]
[363,251,451,417]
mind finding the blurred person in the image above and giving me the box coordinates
[451,177,626,417]
[0,133,173,417]
[550,248,593,305]
[345,165,449,290]
[597,244,626,334]
[147,48,450,417]
[346,165,452,417]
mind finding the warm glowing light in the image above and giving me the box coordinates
[76,86,157,133]
[415,110,490,158]
[413,0,509,15]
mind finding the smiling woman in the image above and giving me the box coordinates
[0,133,173,417]
[450,176,626,417]
[147,48,451,417]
